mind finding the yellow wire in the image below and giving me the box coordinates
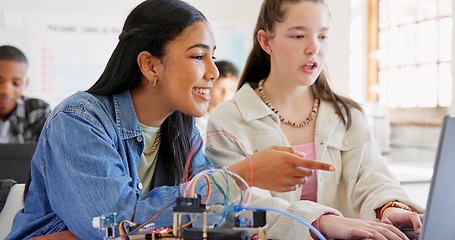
[181,173,212,229]
[189,173,211,204]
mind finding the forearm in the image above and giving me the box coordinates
[243,196,342,240]
[228,160,251,190]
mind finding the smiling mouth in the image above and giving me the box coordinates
[0,97,13,104]
[193,88,210,95]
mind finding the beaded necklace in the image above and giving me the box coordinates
[258,79,319,128]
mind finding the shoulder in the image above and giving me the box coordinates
[210,99,239,120]
[319,100,369,129]
[211,83,269,123]
[53,92,107,112]
[22,96,50,110]
[346,103,370,130]
[318,100,373,145]
[209,86,246,124]
[48,91,113,123]
[208,99,241,136]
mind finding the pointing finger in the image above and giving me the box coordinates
[294,158,335,172]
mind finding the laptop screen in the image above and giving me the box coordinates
[0,143,36,183]
[420,115,455,239]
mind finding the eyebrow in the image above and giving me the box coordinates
[288,26,330,32]
[187,43,216,51]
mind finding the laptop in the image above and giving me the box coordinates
[416,115,455,239]
[0,143,37,183]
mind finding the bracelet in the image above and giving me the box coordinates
[379,201,412,219]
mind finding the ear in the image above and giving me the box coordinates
[257,29,272,54]
[23,77,29,88]
[137,51,160,80]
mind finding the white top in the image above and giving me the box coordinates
[195,114,209,136]
[205,83,424,240]
[138,123,160,194]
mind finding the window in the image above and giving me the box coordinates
[370,0,452,110]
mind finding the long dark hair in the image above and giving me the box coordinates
[87,0,207,187]
[239,0,362,129]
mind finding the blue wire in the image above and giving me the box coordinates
[224,205,326,240]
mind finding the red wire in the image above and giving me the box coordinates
[184,131,253,188]
[120,201,175,238]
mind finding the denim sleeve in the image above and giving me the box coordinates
[40,111,188,238]
[189,120,211,168]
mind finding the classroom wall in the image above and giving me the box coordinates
[0,0,355,107]
[0,0,142,47]
[187,0,354,96]
[0,0,143,106]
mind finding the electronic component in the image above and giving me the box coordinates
[173,196,208,238]
[253,210,266,227]
[92,213,118,239]
[94,205,268,239]
[173,195,206,213]
[234,210,266,228]
[233,210,268,240]
[170,197,267,240]
[183,228,248,240]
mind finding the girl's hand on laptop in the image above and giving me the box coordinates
[319,214,409,240]
[381,207,423,235]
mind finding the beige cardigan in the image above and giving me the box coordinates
[205,83,424,240]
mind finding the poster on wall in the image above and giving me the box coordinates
[23,12,123,107]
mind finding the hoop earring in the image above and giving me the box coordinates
[149,77,157,87]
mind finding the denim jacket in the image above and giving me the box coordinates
[6,90,215,239]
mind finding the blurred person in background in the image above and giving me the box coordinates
[0,45,51,143]
[196,59,239,134]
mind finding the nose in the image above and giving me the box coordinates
[0,82,8,95]
[304,37,320,55]
[206,60,220,81]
